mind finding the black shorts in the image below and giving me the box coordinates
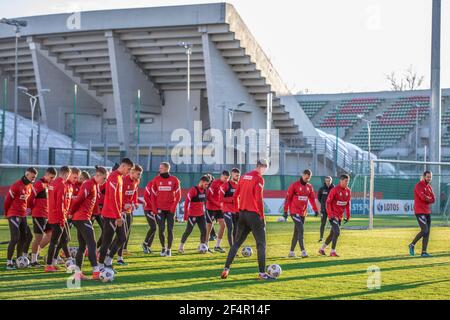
[32,217,50,234]
[206,210,223,223]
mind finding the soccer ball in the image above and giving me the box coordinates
[99,268,115,283]
[65,259,78,273]
[267,264,282,278]
[16,256,30,269]
[241,246,253,257]
[69,247,78,259]
[198,243,208,254]
[277,217,287,222]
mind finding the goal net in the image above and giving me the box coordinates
[351,159,450,229]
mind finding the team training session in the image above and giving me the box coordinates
[0,0,450,306]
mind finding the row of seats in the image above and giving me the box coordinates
[317,99,382,131]
[298,101,328,119]
[350,96,430,151]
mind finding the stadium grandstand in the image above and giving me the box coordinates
[296,89,450,163]
[0,3,374,176]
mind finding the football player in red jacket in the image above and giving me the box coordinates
[283,169,320,258]
[4,167,38,270]
[111,164,142,265]
[28,167,57,267]
[67,166,108,280]
[319,174,351,257]
[98,158,134,270]
[56,167,80,261]
[142,176,156,254]
[222,159,276,280]
[206,170,230,253]
[150,162,181,257]
[178,175,211,253]
[45,166,72,272]
[222,168,240,248]
[409,171,435,257]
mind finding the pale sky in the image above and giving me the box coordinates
[1,0,449,94]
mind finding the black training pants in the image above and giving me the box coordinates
[290,214,306,252]
[73,220,98,269]
[225,211,266,273]
[181,215,207,244]
[156,210,175,249]
[224,212,239,247]
[144,211,157,247]
[412,214,432,253]
[324,218,341,250]
[99,217,126,263]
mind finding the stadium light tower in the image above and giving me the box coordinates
[17,86,51,164]
[0,18,28,163]
[357,114,383,161]
[334,105,340,176]
[430,0,441,212]
[178,42,193,131]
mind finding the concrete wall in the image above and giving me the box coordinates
[202,33,265,132]
[32,49,103,133]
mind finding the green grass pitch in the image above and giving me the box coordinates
[0,215,449,300]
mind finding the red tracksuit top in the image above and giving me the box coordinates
[70,178,98,221]
[48,177,70,225]
[283,179,318,216]
[206,179,224,211]
[4,176,33,218]
[27,177,49,218]
[122,175,140,214]
[184,186,207,220]
[150,174,181,213]
[101,170,123,219]
[233,170,265,218]
[93,183,106,216]
[72,181,82,199]
[143,178,155,212]
[326,185,351,220]
[414,180,435,215]
[222,180,239,213]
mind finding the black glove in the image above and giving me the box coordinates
[283,212,288,220]
[343,218,349,224]
[314,211,319,217]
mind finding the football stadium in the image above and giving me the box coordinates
[1,1,450,304]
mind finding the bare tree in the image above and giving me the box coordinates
[385,65,425,91]
[404,65,425,90]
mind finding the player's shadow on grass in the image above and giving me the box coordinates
[310,278,450,300]
[277,252,450,271]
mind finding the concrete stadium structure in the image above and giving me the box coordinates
[1,3,347,174]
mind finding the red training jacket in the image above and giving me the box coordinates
[4,177,33,218]
[283,180,318,216]
[27,177,49,218]
[101,170,123,219]
[150,174,181,213]
[184,186,207,220]
[222,180,239,213]
[233,170,265,218]
[48,177,69,225]
[326,185,351,220]
[206,179,224,211]
[143,179,155,212]
[93,183,105,216]
[414,180,435,214]
[122,175,140,214]
[70,178,98,221]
